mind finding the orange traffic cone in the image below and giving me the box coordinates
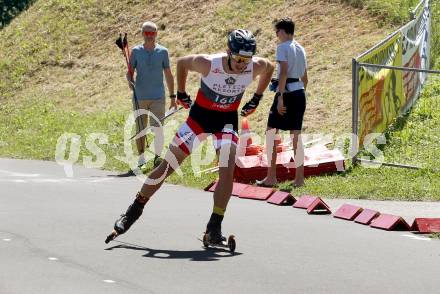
[241,117,252,147]
[239,118,262,156]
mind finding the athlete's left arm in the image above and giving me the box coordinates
[252,57,275,95]
[240,58,274,117]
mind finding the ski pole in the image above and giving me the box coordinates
[115,33,145,140]
[129,106,184,141]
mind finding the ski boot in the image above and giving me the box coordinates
[202,214,236,253]
[105,193,148,243]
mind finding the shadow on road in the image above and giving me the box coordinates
[107,171,136,177]
[105,240,242,261]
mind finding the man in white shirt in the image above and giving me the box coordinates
[258,17,308,188]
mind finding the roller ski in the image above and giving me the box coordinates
[201,212,236,253]
[202,232,236,253]
[105,193,148,244]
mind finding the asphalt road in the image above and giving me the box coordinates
[0,158,439,294]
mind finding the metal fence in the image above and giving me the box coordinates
[351,0,437,169]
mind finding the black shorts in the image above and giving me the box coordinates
[188,102,238,133]
[173,102,239,154]
[267,90,306,131]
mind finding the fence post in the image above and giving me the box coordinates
[410,0,425,20]
[351,58,359,165]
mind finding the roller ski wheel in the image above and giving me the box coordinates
[202,232,236,254]
[105,230,118,244]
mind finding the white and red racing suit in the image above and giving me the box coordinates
[174,53,253,154]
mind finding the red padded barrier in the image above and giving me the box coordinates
[354,209,380,225]
[411,218,440,233]
[238,185,274,200]
[334,204,363,221]
[293,195,331,214]
[306,198,331,214]
[231,182,250,196]
[204,180,218,192]
[234,147,345,184]
[370,214,411,231]
[267,191,296,206]
[293,195,318,209]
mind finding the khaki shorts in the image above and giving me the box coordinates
[136,99,165,130]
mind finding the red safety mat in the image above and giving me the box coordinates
[234,147,345,183]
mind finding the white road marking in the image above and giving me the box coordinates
[153,252,171,258]
[2,238,11,241]
[48,257,59,261]
[0,177,117,184]
[103,280,116,284]
[32,179,76,183]
[401,234,432,241]
[89,178,114,183]
[0,169,40,177]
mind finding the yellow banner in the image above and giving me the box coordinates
[358,33,404,145]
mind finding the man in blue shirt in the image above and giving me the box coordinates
[127,21,177,169]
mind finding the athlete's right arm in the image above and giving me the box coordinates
[176,55,210,109]
[176,54,210,93]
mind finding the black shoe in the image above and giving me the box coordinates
[206,213,225,244]
[206,231,226,244]
[114,200,145,235]
[116,169,135,177]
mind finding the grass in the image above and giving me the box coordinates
[339,0,440,64]
[0,0,394,134]
[0,0,35,29]
[279,0,440,201]
[431,233,440,239]
[336,0,420,24]
[280,76,440,201]
[2,78,438,201]
[1,0,439,201]
[0,96,218,189]
[382,81,440,169]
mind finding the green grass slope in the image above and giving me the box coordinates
[287,0,440,201]
[0,0,438,200]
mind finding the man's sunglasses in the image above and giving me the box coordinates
[230,54,252,64]
[143,31,157,37]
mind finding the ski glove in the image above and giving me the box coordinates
[177,91,193,109]
[240,93,263,117]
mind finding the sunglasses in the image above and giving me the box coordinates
[230,54,252,64]
[143,31,157,37]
